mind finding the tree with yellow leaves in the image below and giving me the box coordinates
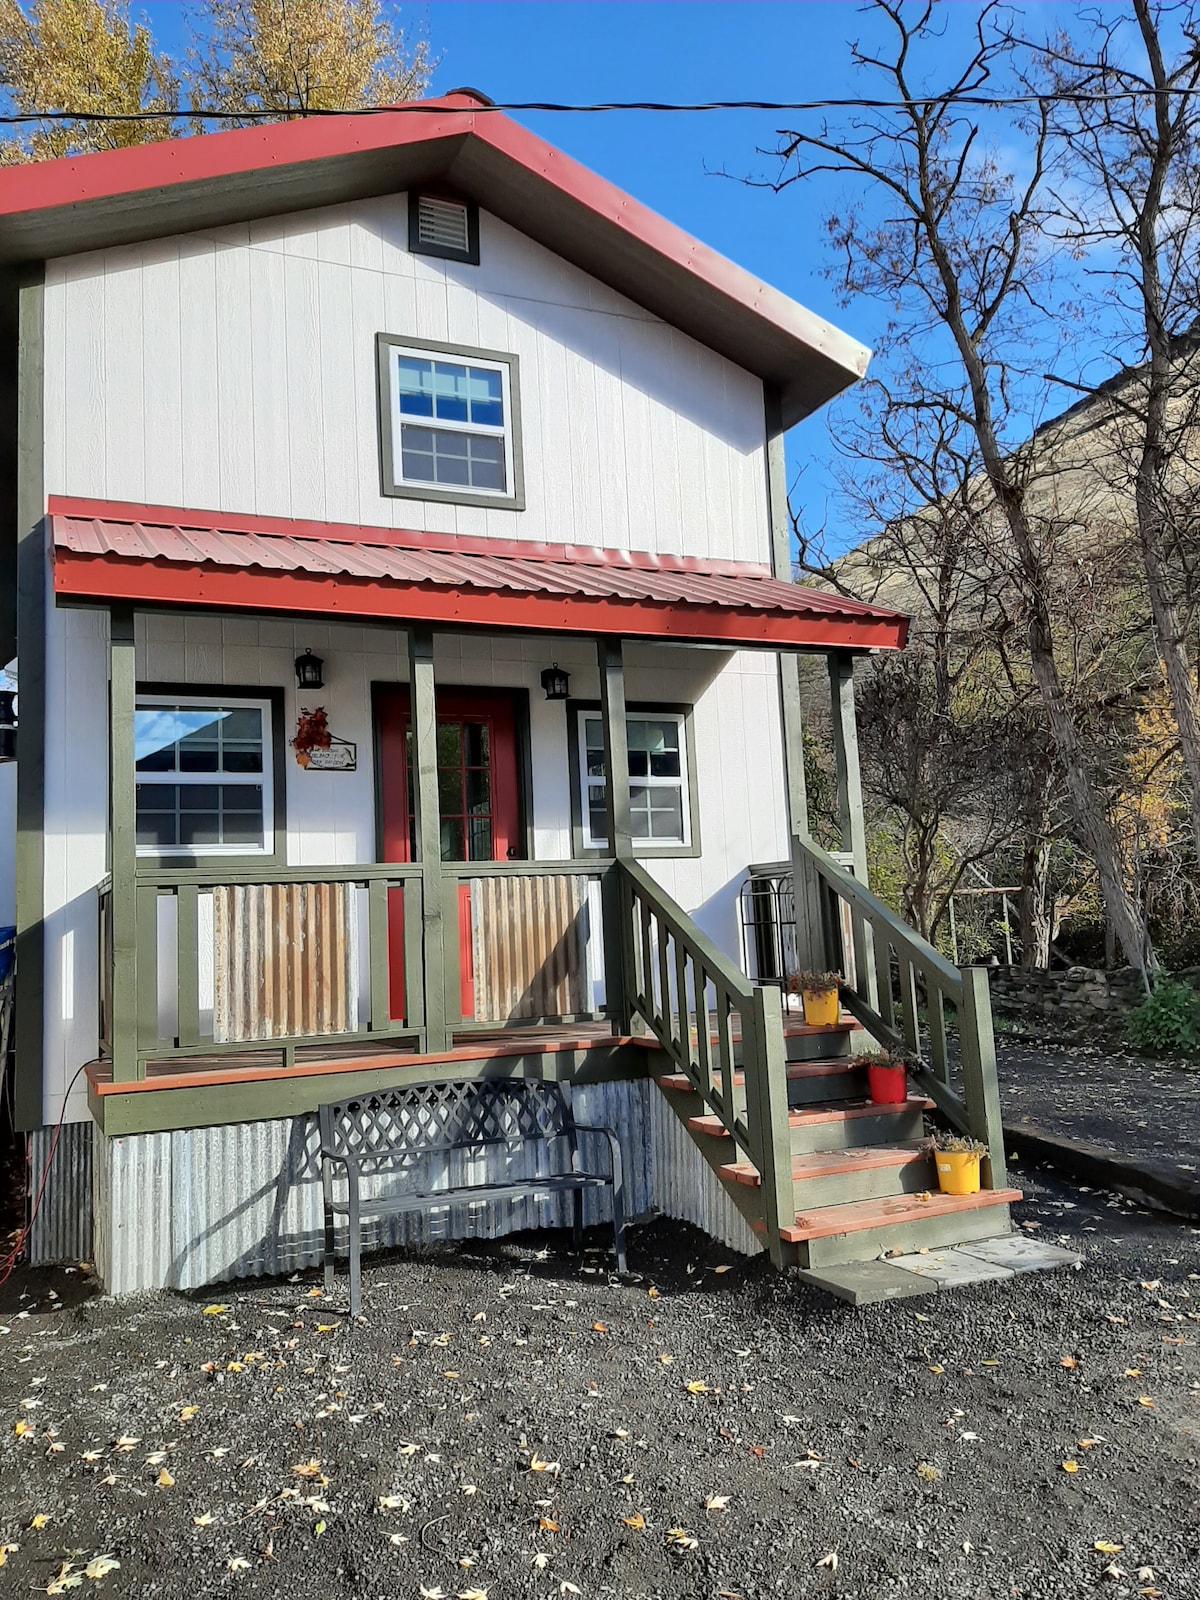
[0,0,177,161]
[0,0,432,163]
[185,0,431,125]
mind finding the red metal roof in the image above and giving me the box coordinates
[50,501,908,653]
[0,91,869,430]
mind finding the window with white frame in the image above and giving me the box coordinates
[378,336,522,506]
[578,710,692,851]
[134,696,274,855]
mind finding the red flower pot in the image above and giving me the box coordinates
[866,1061,907,1105]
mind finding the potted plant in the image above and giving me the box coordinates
[860,1047,909,1105]
[928,1130,988,1195]
[787,970,841,1027]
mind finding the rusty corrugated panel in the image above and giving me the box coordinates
[51,515,898,622]
[213,881,355,1042]
[26,1121,94,1266]
[469,873,591,1022]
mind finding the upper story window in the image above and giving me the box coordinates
[134,695,274,857]
[377,334,525,511]
[409,192,479,264]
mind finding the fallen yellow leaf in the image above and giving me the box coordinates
[201,1305,228,1316]
[622,1512,645,1530]
[1062,1460,1080,1473]
[29,1513,51,1529]
[156,1467,174,1488]
[1138,1396,1157,1409]
[85,1556,120,1579]
[1095,1541,1125,1554]
[1061,1356,1078,1369]
[292,1458,322,1478]
[13,1419,32,1437]
[179,1406,200,1422]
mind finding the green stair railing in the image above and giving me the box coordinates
[791,834,1008,1192]
[618,859,795,1264]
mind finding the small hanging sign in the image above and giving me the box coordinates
[292,706,357,771]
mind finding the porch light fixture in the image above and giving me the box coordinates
[0,688,14,764]
[294,649,325,691]
[540,664,570,701]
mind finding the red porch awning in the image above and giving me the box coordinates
[49,498,909,652]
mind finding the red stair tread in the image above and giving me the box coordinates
[719,1142,930,1187]
[773,1187,1023,1244]
[687,1097,932,1139]
[657,1059,863,1093]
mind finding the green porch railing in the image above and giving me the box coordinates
[117,863,425,1077]
[618,858,795,1266]
[103,859,620,1080]
[791,834,1008,1192]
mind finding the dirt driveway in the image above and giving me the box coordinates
[1,1167,1198,1600]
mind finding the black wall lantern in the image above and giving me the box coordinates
[0,688,15,764]
[294,649,325,690]
[540,664,570,702]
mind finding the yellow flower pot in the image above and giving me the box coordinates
[935,1150,981,1196]
[801,986,839,1027]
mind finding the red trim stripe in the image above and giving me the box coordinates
[52,548,908,650]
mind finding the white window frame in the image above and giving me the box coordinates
[577,709,693,852]
[134,694,275,858]
[385,342,517,502]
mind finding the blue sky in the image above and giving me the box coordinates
[138,1,1091,550]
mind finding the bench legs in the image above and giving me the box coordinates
[320,1159,336,1297]
[608,1140,627,1275]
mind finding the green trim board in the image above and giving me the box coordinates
[13,267,45,1132]
[0,269,22,664]
[89,1042,662,1137]
[375,332,526,512]
[565,696,701,861]
[132,681,288,872]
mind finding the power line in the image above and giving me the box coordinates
[0,88,1196,125]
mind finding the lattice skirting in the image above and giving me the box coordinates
[88,1082,757,1295]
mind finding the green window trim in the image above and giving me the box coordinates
[566,699,702,861]
[133,682,287,872]
[376,332,526,512]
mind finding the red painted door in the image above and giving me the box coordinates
[376,687,523,1022]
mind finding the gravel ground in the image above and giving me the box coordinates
[996,1039,1200,1172]
[2,1168,1199,1600]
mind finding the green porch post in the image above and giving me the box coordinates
[408,627,449,1052]
[108,605,140,1080]
[13,267,45,1130]
[828,650,877,1006]
[597,637,633,1030]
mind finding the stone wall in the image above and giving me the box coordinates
[986,964,1200,1031]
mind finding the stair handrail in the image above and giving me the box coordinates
[790,833,1008,1191]
[617,859,795,1264]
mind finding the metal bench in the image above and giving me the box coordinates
[318,1078,627,1315]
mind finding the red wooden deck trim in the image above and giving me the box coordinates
[770,1187,1024,1244]
[86,1031,657,1097]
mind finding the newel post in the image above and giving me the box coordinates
[750,982,796,1268]
[408,627,449,1052]
[958,966,1008,1190]
[597,636,634,1031]
[108,604,139,1081]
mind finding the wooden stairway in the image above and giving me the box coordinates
[655,1016,1021,1272]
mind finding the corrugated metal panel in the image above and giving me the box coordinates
[26,1121,94,1265]
[469,873,593,1023]
[213,881,356,1041]
[52,515,900,624]
[95,1082,658,1295]
[648,1088,761,1257]
[91,1082,759,1296]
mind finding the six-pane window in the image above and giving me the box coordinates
[579,711,691,850]
[134,699,272,855]
[387,346,513,496]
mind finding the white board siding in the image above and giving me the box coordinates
[40,610,788,1125]
[43,199,770,564]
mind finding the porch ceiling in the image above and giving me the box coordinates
[50,498,909,653]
